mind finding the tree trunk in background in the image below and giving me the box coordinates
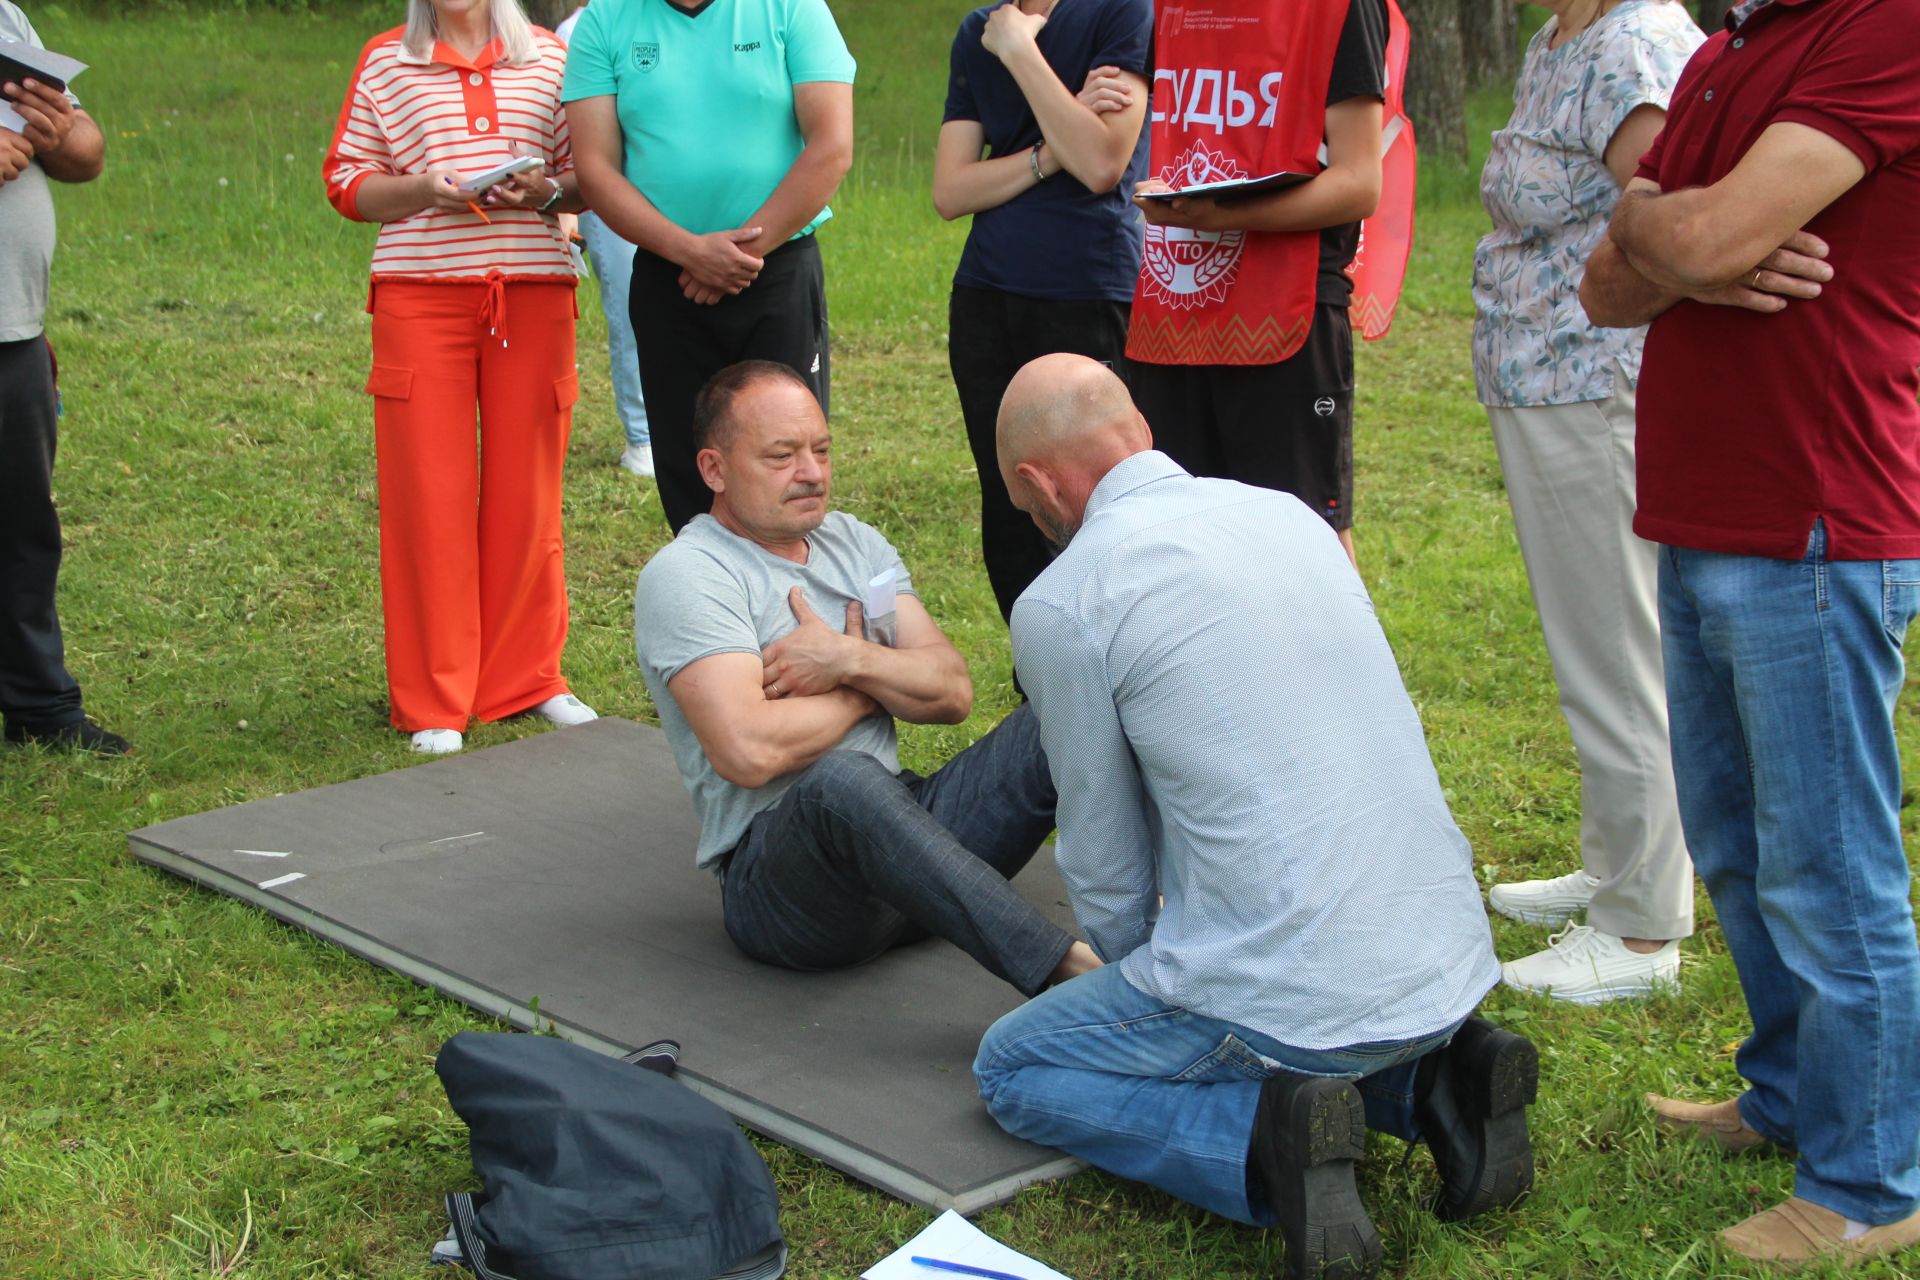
[1460,0,1518,89]
[1403,0,1470,160]
[1695,0,1735,31]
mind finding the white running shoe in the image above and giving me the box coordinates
[1500,924,1681,1005]
[411,728,464,754]
[532,694,599,726]
[619,444,655,478]
[1487,869,1601,926]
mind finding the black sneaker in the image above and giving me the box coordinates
[1413,1016,1538,1221]
[4,718,132,756]
[1249,1072,1382,1280]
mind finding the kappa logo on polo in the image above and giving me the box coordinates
[734,41,761,52]
[1140,140,1245,310]
[632,42,660,72]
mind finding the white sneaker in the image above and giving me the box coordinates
[410,728,464,754]
[1488,869,1601,926]
[532,694,598,726]
[1500,924,1681,1005]
[619,444,655,478]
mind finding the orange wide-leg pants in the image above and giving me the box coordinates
[367,277,578,732]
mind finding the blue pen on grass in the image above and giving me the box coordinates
[910,1257,1029,1280]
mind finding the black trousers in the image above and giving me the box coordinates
[947,285,1131,623]
[1129,302,1357,531]
[0,335,83,730]
[629,235,830,533]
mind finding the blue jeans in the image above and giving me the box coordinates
[578,212,648,449]
[974,964,1457,1225]
[721,704,1074,997]
[1659,521,1920,1225]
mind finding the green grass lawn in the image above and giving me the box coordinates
[2,4,1916,1277]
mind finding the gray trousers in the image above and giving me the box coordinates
[0,335,84,731]
[720,704,1075,997]
[1486,365,1695,941]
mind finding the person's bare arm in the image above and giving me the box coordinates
[761,589,972,725]
[1581,173,1838,328]
[980,5,1147,192]
[3,79,102,183]
[1611,121,1865,292]
[1601,102,1668,189]
[735,81,853,258]
[567,94,764,296]
[668,650,880,790]
[933,119,1036,219]
[353,165,475,222]
[1133,96,1381,234]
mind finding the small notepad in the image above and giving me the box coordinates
[863,1210,1073,1280]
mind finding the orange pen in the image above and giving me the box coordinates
[466,199,493,224]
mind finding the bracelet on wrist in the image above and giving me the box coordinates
[1029,142,1050,183]
[537,178,563,214]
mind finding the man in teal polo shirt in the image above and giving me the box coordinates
[565,0,855,532]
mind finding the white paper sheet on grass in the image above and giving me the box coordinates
[863,1210,1074,1280]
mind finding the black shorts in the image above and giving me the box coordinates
[1128,302,1355,530]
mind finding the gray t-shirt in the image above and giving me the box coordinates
[0,1,78,342]
[634,512,916,866]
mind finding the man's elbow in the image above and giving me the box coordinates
[704,732,779,790]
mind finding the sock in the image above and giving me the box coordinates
[1843,1218,1873,1241]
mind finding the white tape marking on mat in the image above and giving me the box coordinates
[258,873,306,890]
[235,849,292,858]
[429,831,485,845]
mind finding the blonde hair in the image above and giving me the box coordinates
[403,0,540,65]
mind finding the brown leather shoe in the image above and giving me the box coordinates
[1719,1196,1920,1271]
[1646,1093,1772,1154]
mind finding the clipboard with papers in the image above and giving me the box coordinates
[1135,170,1314,204]
[0,36,87,134]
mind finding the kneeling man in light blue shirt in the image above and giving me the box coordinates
[977,354,1535,1280]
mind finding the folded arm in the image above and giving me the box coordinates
[669,650,880,791]
[761,588,972,725]
[1610,121,1865,293]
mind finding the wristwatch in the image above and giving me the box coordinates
[1029,142,1050,183]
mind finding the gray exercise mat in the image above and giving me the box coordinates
[128,717,1083,1213]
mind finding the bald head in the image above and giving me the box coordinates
[995,354,1153,551]
[997,354,1148,477]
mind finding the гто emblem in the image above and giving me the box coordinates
[1140,140,1246,310]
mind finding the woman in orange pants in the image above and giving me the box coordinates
[324,0,596,753]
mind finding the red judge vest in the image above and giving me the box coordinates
[1127,0,1348,366]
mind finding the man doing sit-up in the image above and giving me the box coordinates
[634,360,1100,995]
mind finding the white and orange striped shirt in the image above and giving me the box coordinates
[323,28,577,283]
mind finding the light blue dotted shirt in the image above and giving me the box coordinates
[1471,0,1704,407]
[1012,452,1500,1050]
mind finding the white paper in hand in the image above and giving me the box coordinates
[863,1210,1074,1280]
[864,568,898,648]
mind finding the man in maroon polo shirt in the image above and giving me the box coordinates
[1580,0,1920,1268]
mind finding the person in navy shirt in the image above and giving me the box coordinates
[933,0,1150,628]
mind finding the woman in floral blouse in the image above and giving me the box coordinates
[1471,0,1703,1003]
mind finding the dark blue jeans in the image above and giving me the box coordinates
[1660,520,1920,1224]
[720,704,1074,996]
